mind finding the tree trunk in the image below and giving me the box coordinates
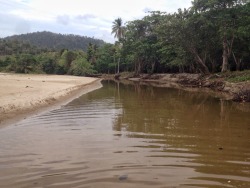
[236,59,241,71]
[151,62,155,74]
[221,37,228,72]
[114,55,116,74]
[135,58,141,75]
[190,47,210,74]
[232,51,241,71]
[117,57,120,74]
[117,82,120,99]
[209,56,216,73]
[138,60,141,75]
[190,63,195,73]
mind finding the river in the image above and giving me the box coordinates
[0,80,249,188]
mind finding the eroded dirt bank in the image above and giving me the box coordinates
[107,73,250,102]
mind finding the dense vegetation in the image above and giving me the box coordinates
[0,39,96,76]
[107,0,250,74]
[4,31,105,51]
[0,39,49,56]
[0,0,249,76]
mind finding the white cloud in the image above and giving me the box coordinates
[0,0,192,43]
[57,15,70,25]
[15,20,31,34]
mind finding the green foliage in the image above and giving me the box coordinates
[0,39,44,55]
[54,64,66,75]
[114,1,250,74]
[112,18,126,41]
[225,70,250,82]
[70,57,96,76]
[95,44,116,73]
[228,75,250,82]
[191,0,250,72]
[87,43,98,65]
[0,39,96,76]
[6,54,38,73]
[42,59,55,74]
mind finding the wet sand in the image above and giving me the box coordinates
[0,73,101,125]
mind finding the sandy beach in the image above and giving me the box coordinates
[0,73,101,125]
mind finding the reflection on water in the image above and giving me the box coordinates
[0,80,249,188]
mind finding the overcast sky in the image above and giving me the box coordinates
[0,0,192,43]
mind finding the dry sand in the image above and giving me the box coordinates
[0,73,101,125]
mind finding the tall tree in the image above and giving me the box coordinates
[192,0,249,72]
[111,18,125,41]
[111,18,125,73]
[87,43,98,65]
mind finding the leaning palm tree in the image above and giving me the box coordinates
[111,18,125,74]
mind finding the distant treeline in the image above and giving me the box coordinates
[3,31,105,51]
[0,39,96,76]
[1,0,250,76]
[0,39,50,56]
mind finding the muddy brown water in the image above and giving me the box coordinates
[0,80,249,188]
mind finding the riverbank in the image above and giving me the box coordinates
[0,73,102,126]
[103,72,250,102]
[136,73,250,102]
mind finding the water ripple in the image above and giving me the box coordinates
[0,81,249,187]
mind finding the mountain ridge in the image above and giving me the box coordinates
[3,31,106,51]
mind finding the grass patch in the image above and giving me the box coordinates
[228,75,250,82]
[218,70,250,83]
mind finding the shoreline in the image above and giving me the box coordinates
[0,73,102,127]
[104,73,250,102]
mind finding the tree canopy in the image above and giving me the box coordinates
[96,1,250,74]
[111,18,126,42]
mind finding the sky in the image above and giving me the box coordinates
[0,0,192,43]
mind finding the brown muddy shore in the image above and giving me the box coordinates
[102,73,250,102]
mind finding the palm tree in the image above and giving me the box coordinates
[111,18,125,74]
[111,18,125,41]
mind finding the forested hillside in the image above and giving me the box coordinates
[0,39,48,56]
[3,31,105,51]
